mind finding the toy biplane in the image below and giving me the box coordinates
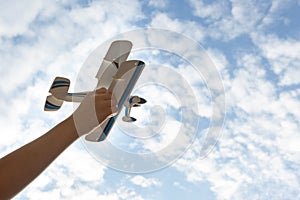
[44,40,146,142]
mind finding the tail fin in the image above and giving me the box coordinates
[44,95,63,111]
[49,77,70,99]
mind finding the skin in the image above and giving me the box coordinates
[0,88,117,200]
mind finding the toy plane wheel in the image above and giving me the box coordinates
[122,116,137,122]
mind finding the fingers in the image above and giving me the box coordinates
[94,88,118,120]
[101,105,118,117]
[95,88,110,98]
[95,87,107,94]
[100,99,117,107]
[95,89,117,107]
[95,88,111,99]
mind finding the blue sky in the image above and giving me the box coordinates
[0,0,300,199]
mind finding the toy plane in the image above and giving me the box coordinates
[44,40,146,142]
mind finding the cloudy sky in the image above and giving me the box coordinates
[0,0,299,199]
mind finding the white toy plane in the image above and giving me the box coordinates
[44,40,146,142]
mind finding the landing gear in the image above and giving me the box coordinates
[122,96,147,122]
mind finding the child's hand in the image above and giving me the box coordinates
[72,88,118,136]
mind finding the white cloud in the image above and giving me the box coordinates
[251,33,300,86]
[173,49,300,199]
[0,0,43,37]
[116,186,144,200]
[148,0,168,8]
[280,67,300,86]
[227,55,276,114]
[206,48,229,74]
[188,0,297,41]
[18,159,148,199]
[260,0,294,26]
[188,0,257,40]
[176,118,300,199]
[0,0,144,94]
[230,0,267,26]
[131,175,161,188]
[150,13,206,42]
[189,0,225,20]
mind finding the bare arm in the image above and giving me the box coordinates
[0,116,78,199]
[0,88,117,199]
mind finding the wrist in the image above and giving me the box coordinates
[63,115,80,140]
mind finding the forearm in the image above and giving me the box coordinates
[0,116,79,199]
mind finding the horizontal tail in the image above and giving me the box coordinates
[49,77,70,99]
[44,95,63,111]
[44,77,70,111]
